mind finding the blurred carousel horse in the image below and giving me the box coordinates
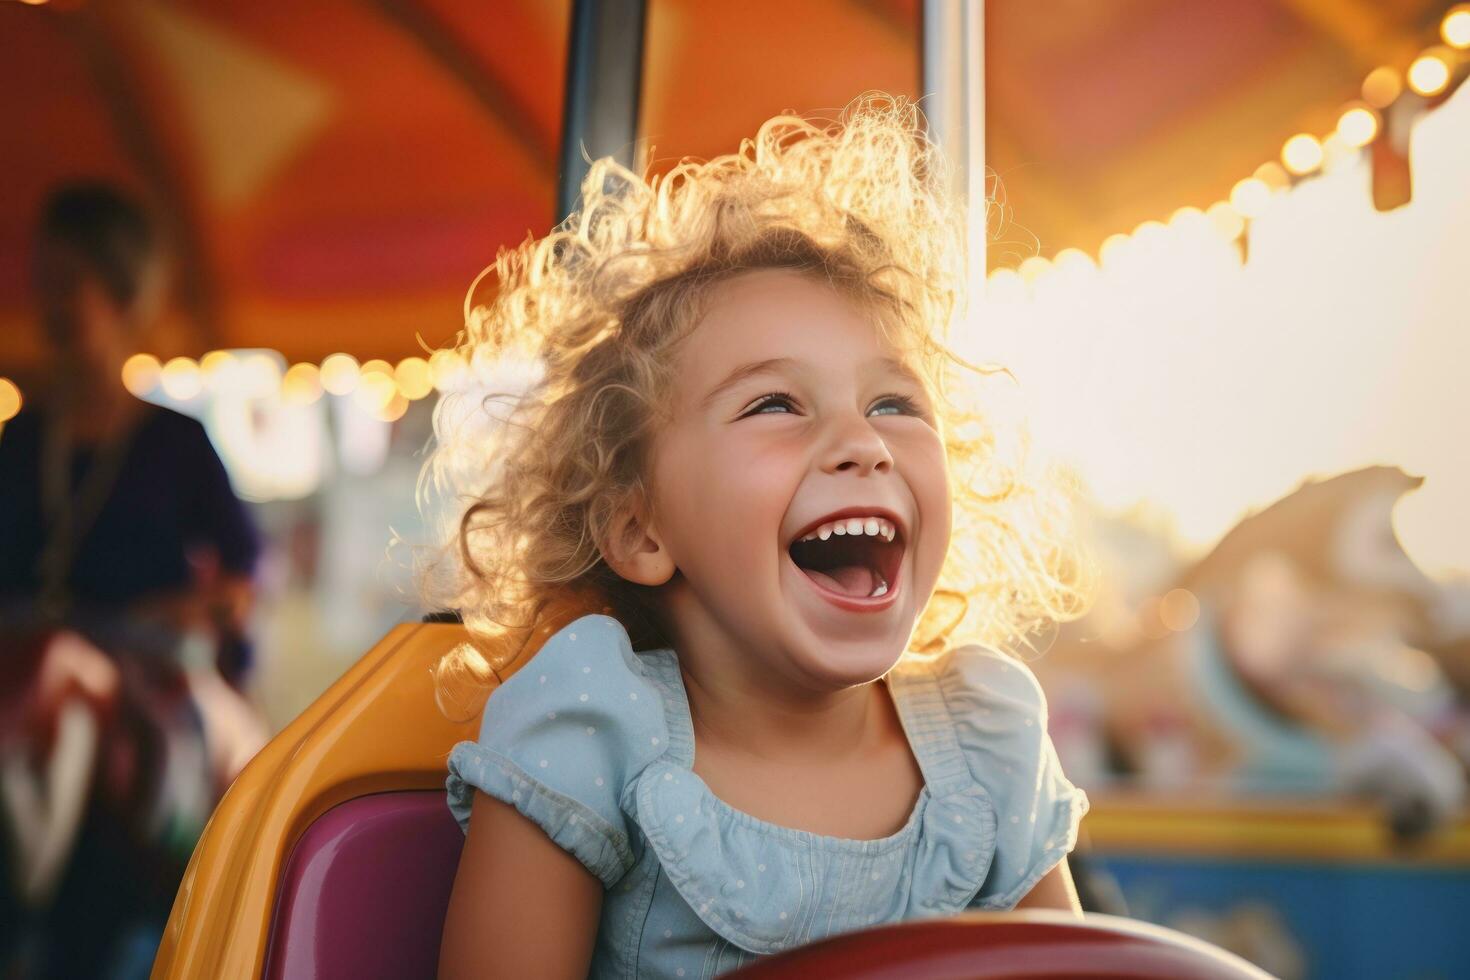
[1038,466,1469,838]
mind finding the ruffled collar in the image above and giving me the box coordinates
[625,648,999,955]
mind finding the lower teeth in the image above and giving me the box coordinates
[870,580,888,598]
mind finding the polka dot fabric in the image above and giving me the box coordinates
[445,615,1088,979]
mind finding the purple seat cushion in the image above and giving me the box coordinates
[264,791,464,980]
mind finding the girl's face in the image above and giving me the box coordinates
[645,269,952,690]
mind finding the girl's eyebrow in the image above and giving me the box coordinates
[875,356,925,387]
[700,357,797,408]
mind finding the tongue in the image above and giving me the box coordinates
[803,563,877,597]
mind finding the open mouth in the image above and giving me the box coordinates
[787,513,905,603]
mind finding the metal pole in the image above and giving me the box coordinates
[922,0,985,283]
[557,0,648,224]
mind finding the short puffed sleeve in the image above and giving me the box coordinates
[445,614,668,888]
[938,645,1090,910]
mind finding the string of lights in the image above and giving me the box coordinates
[3,5,1467,430]
[989,2,1469,292]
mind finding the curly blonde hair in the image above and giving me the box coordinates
[419,94,1097,718]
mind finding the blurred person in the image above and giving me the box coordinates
[0,183,265,979]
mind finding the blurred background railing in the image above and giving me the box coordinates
[2,2,1468,978]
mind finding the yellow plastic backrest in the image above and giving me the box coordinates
[151,592,602,980]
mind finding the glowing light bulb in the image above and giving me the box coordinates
[1361,66,1402,108]
[200,349,233,372]
[1168,206,1211,239]
[1335,105,1379,147]
[282,363,323,405]
[320,353,360,395]
[394,356,434,400]
[360,358,394,379]
[1230,178,1271,218]
[160,357,203,401]
[1018,255,1051,283]
[1407,53,1451,96]
[122,353,163,396]
[1281,134,1324,175]
[1252,161,1290,191]
[1052,248,1096,274]
[1442,6,1470,49]
[1132,220,1168,249]
[378,393,410,423]
[0,378,21,422]
[1098,233,1133,268]
[354,371,396,414]
[1205,201,1245,241]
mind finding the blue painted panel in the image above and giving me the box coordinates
[1090,853,1469,980]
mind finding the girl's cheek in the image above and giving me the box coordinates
[899,430,954,561]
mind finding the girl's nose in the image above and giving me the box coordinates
[819,413,894,476]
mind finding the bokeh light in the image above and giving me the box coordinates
[1229,177,1272,218]
[1052,247,1097,274]
[1159,588,1202,632]
[0,378,21,422]
[1361,66,1403,108]
[1281,133,1324,175]
[199,350,235,384]
[1335,105,1380,147]
[1205,201,1245,240]
[1442,5,1470,49]
[1168,205,1212,239]
[1098,233,1133,268]
[984,267,1026,303]
[160,357,203,401]
[320,353,360,395]
[353,370,397,414]
[1018,255,1051,283]
[281,363,323,405]
[394,356,434,400]
[378,393,410,423]
[360,358,394,380]
[1407,52,1452,96]
[1252,161,1290,191]
[1132,220,1169,251]
[121,353,163,396]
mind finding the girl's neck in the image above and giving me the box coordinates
[680,656,883,765]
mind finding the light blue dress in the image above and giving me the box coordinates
[446,614,1089,979]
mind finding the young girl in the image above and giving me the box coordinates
[429,96,1096,979]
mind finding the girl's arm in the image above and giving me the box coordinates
[1013,856,1083,916]
[439,790,604,979]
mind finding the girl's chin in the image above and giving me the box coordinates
[798,645,906,687]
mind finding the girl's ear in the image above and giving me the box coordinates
[602,493,676,587]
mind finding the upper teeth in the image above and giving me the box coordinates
[799,517,897,542]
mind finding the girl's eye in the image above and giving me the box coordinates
[742,392,799,416]
[869,393,922,417]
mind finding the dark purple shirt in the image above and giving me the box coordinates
[0,404,260,609]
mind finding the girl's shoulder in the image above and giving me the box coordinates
[488,612,665,715]
[931,643,1051,720]
[893,642,1054,748]
[445,614,673,887]
[892,642,1089,910]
